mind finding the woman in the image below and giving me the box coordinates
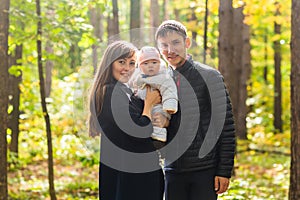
[87,40,165,200]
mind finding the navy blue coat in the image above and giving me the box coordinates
[97,79,164,200]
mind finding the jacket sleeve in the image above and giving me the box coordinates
[99,85,153,141]
[209,70,235,178]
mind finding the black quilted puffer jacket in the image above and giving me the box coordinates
[164,56,236,178]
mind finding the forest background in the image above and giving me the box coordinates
[0,0,300,199]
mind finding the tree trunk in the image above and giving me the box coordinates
[232,7,248,139]
[112,0,119,35]
[174,8,180,21]
[203,0,209,64]
[69,42,81,69]
[9,45,22,155]
[190,7,197,48]
[130,0,141,43]
[218,0,236,137]
[264,29,268,83]
[0,0,10,198]
[289,0,300,199]
[162,0,169,20]
[90,6,104,40]
[90,5,104,73]
[273,1,282,133]
[240,17,251,140]
[107,16,115,43]
[218,0,234,81]
[219,3,249,139]
[232,7,242,138]
[150,0,160,42]
[150,0,160,27]
[107,0,120,43]
[90,7,101,74]
[139,1,144,44]
[45,41,53,97]
[35,0,57,199]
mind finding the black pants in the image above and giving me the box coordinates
[100,163,164,200]
[165,168,217,200]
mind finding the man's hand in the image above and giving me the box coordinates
[152,112,169,128]
[214,176,230,194]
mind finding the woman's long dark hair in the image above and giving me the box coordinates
[88,40,137,137]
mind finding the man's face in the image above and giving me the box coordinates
[157,31,190,69]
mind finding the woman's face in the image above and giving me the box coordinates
[112,56,136,83]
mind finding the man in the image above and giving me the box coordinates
[155,20,236,200]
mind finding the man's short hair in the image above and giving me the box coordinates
[155,20,187,40]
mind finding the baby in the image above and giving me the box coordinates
[133,46,178,147]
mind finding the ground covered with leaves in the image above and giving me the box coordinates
[8,159,99,200]
[8,133,290,200]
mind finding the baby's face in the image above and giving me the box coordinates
[139,59,161,76]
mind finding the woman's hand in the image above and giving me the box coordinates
[152,112,169,128]
[142,86,161,118]
[144,86,161,106]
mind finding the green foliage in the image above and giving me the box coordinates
[17,68,98,164]
[8,65,23,77]
[6,0,293,199]
[78,151,100,167]
[62,181,98,198]
[7,152,21,171]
